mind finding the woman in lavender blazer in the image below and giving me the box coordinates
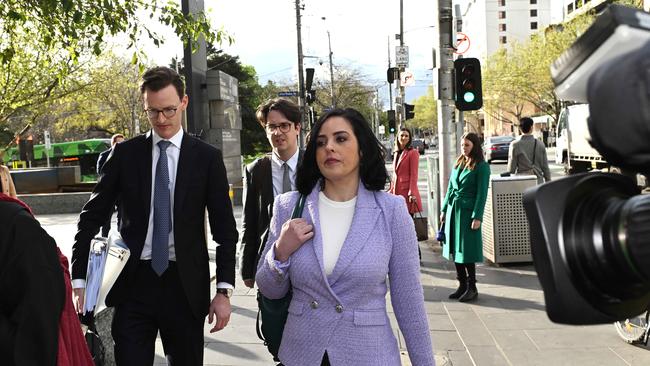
[256,108,435,366]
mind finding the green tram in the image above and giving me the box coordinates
[3,138,111,182]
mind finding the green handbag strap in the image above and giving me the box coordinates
[291,194,306,219]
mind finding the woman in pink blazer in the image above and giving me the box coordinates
[389,128,422,214]
[256,109,434,366]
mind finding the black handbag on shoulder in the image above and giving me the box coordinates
[256,194,306,361]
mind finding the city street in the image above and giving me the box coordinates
[38,150,650,365]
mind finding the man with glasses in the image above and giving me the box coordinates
[241,98,302,290]
[71,66,238,365]
[240,98,302,363]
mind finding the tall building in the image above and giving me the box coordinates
[563,0,609,20]
[456,0,553,60]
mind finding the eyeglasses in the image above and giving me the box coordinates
[144,105,180,120]
[265,122,293,133]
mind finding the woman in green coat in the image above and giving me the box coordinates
[440,132,490,302]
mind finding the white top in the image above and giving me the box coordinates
[271,148,299,197]
[141,129,182,261]
[318,192,357,276]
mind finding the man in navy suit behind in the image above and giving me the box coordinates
[71,66,238,365]
[96,133,124,237]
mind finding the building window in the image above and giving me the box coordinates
[499,0,506,6]
[531,22,538,30]
[500,36,507,44]
[567,4,574,14]
[530,9,538,17]
[499,23,507,32]
[499,11,506,19]
[530,0,537,4]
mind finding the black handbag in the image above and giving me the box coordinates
[410,202,428,241]
[256,194,306,360]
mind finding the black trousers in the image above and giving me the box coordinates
[112,261,204,366]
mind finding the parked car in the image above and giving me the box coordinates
[411,139,426,155]
[483,136,515,163]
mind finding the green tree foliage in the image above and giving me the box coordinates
[482,12,596,126]
[31,54,146,142]
[0,30,92,143]
[408,85,438,132]
[0,0,221,66]
[313,65,377,122]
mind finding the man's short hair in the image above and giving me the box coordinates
[111,134,124,146]
[520,117,534,134]
[255,98,301,128]
[140,66,185,99]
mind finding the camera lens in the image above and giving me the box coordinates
[562,173,650,318]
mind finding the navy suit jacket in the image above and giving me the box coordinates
[72,132,238,318]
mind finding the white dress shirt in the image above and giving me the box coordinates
[318,192,356,276]
[271,149,299,197]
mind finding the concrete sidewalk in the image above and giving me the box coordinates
[39,213,649,365]
[192,240,649,366]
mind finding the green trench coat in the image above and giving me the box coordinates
[441,161,490,263]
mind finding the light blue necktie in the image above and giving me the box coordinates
[152,140,172,276]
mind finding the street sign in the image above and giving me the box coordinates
[379,125,386,135]
[454,32,471,55]
[278,91,299,97]
[400,70,415,87]
[395,46,409,67]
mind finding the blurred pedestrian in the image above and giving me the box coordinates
[256,108,435,366]
[388,127,423,259]
[440,132,490,302]
[0,193,93,366]
[507,117,551,184]
[240,98,303,361]
[0,150,17,198]
[96,133,124,237]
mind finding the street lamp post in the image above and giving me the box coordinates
[322,17,335,109]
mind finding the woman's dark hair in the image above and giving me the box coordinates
[393,127,412,152]
[296,108,388,194]
[454,132,484,170]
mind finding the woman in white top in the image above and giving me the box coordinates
[256,108,434,366]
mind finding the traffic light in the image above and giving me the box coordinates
[404,103,415,120]
[387,110,396,134]
[454,58,483,111]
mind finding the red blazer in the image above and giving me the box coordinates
[389,148,422,214]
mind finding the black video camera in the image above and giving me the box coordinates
[523,5,650,325]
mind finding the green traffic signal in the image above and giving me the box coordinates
[454,58,483,111]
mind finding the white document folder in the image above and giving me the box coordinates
[84,230,130,315]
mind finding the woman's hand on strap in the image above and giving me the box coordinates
[274,218,314,262]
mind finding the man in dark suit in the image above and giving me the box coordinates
[96,133,124,237]
[240,98,302,289]
[71,66,238,365]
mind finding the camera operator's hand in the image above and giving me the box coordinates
[471,219,481,230]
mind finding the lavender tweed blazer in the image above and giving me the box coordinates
[256,183,435,366]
